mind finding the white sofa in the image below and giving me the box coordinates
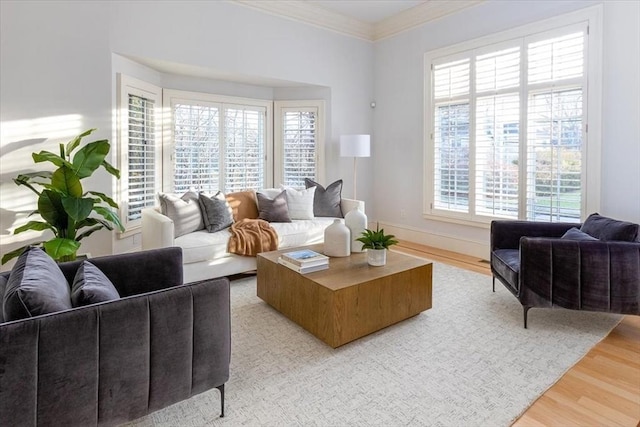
[142,196,364,283]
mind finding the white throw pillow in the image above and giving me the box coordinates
[280,186,316,220]
[158,191,204,237]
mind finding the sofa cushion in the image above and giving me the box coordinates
[281,186,315,220]
[271,218,335,249]
[176,229,232,264]
[492,249,520,292]
[3,247,72,321]
[71,261,120,307]
[257,191,291,223]
[198,192,234,233]
[225,190,259,222]
[580,213,639,242]
[158,191,204,237]
[305,178,343,218]
[561,227,598,241]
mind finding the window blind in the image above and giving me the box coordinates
[282,110,317,188]
[126,94,156,222]
[224,106,265,192]
[173,104,220,194]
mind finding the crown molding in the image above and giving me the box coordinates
[232,0,484,42]
[374,0,484,41]
[232,0,374,41]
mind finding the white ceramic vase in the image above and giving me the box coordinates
[344,206,367,253]
[367,248,386,266]
[324,219,350,257]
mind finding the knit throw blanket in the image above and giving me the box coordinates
[228,219,279,256]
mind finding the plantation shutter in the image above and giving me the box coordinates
[282,109,318,188]
[526,31,584,221]
[172,103,220,194]
[432,59,471,213]
[474,46,520,218]
[126,94,157,222]
[223,106,266,192]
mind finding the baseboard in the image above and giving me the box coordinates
[374,221,490,260]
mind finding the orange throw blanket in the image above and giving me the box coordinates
[228,219,279,256]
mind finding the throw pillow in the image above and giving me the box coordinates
[256,190,291,222]
[280,186,316,220]
[304,178,343,217]
[198,192,234,233]
[3,247,72,321]
[158,191,204,238]
[561,227,598,241]
[580,213,639,242]
[225,190,259,222]
[71,261,120,307]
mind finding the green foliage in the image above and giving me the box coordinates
[356,223,399,250]
[2,129,124,265]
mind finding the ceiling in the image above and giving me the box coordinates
[307,1,426,24]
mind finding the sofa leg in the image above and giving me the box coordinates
[492,277,495,292]
[523,306,531,329]
[217,384,225,418]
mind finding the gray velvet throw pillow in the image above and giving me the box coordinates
[3,246,72,321]
[257,190,291,223]
[304,178,343,218]
[198,192,234,233]
[71,261,121,307]
[580,213,639,242]
[561,227,598,241]
[0,275,7,323]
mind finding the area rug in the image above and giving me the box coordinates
[127,262,621,426]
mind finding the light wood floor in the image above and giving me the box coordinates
[395,240,640,427]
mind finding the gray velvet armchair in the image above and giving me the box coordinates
[490,217,640,328]
[0,247,231,426]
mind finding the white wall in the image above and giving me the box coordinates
[0,1,374,269]
[373,0,640,258]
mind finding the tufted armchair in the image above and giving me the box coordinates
[490,215,640,328]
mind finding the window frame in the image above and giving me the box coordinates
[273,99,326,188]
[116,74,163,236]
[423,5,602,227]
[162,89,273,193]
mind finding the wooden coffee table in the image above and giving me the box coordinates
[257,244,432,348]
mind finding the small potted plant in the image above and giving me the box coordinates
[356,223,399,266]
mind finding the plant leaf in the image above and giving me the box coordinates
[76,225,103,241]
[94,206,125,232]
[101,159,120,179]
[66,128,95,155]
[14,221,55,235]
[87,191,119,208]
[61,196,94,221]
[72,140,110,179]
[38,190,67,229]
[43,238,80,261]
[32,151,73,168]
[76,217,113,231]
[51,166,83,197]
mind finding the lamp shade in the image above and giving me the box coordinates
[340,135,370,158]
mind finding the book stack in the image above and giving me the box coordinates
[278,249,329,274]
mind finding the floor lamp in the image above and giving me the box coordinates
[340,135,370,200]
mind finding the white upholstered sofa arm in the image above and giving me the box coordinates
[142,207,175,250]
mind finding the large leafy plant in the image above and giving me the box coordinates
[2,129,124,264]
[356,223,399,250]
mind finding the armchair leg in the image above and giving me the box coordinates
[216,384,225,418]
[492,277,495,292]
[523,306,531,329]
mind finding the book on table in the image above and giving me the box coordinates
[278,257,329,274]
[280,249,329,267]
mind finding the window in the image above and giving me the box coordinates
[274,100,325,187]
[425,7,601,224]
[163,90,272,194]
[117,75,162,234]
